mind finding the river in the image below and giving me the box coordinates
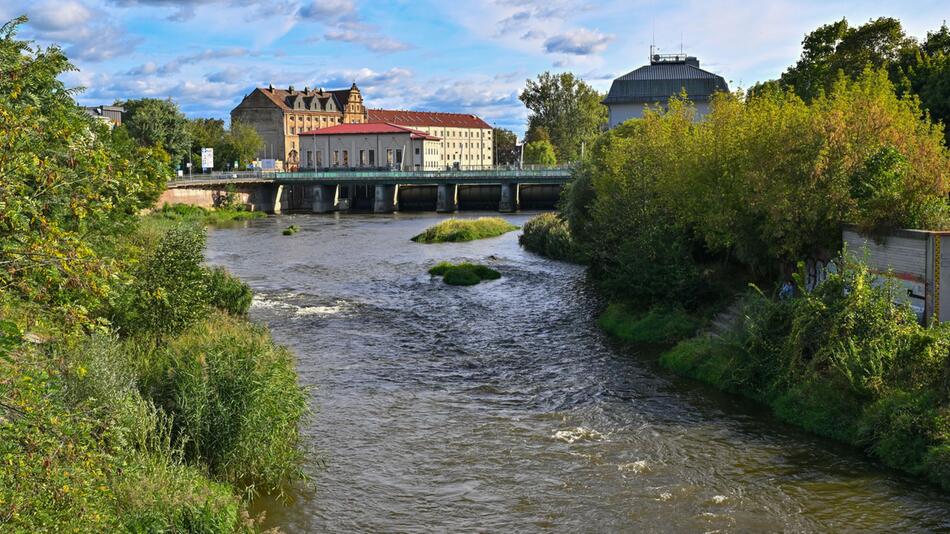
[205,212,950,533]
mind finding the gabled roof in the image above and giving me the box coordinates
[299,122,441,140]
[368,109,491,129]
[254,86,355,112]
[603,60,729,105]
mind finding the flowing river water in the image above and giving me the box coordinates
[205,212,950,533]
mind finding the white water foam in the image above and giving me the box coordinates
[552,427,606,444]
[617,460,649,474]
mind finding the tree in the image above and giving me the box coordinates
[523,139,557,165]
[225,121,263,169]
[492,127,518,165]
[0,16,167,318]
[121,98,191,169]
[772,17,950,144]
[519,72,606,161]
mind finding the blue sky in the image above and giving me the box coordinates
[2,0,947,136]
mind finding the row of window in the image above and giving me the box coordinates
[304,148,405,167]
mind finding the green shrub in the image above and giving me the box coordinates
[154,203,264,225]
[654,259,950,491]
[111,225,210,339]
[140,312,306,496]
[599,304,700,344]
[428,262,501,286]
[282,224,300,236]
[519,212,585,262]
[206,266,253,316]
[411,217,518,243]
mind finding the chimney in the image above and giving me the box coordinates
[686,56,699,67]
[288,85,295,93]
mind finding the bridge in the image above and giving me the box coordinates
[163,165,575,213]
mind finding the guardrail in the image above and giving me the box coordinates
[167,164,575,187]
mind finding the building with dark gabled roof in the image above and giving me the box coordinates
[603,53,729,128]
[230,83,366,168]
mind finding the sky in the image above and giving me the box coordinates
[2,0,947,136]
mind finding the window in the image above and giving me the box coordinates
[342,150,349,166]
[415,147,420,155]
[316,150,323,167]
[332,150,339,166]
[369,149,375,166]
[306,150,312,167]
[359,149,367,166]
[395,149,403,164]
[386,149,394,165]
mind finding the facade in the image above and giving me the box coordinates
[83,105,124,127]
[603,54,729,128]
[297,123,443,171]
[367,109,493,169]
[230,83,367,168]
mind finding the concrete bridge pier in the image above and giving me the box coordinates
[256,183,285,214]
[499,182,520,212]
[374,184,398,213]
[436,183,458,212]
[312,184,339,213]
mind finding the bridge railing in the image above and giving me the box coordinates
[167,164,575,187]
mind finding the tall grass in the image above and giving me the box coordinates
[139,312,306,497]
[154,203,265,225]
[599,304,701,345]
[428,261,501,286]
[518,212,585,263]
[411,217,518,243]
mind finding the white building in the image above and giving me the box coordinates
[367,109,493,169]
[297,123,443,171]
[603,54,729,128]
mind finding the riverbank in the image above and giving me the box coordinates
[1,216,307,531]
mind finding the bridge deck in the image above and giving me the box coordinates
[167,166,573,188]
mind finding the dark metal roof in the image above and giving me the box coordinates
[603,61,729,105]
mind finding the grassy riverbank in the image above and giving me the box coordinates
[153,203,266,225]
[518,66,950,491]
[1,24,306,531]
[412,217,518,243]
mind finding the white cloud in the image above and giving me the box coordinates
[544,28,612,55]
[322,29,410,53]
[22,0,139,61]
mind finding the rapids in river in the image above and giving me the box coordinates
[204,212,950,533]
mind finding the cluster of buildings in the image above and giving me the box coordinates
[230,84,493,171]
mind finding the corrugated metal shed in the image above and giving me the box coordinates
[603,57,729,105]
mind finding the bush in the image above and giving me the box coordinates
[519,212,585,262]
[656,259,950,490]
[154,203,264,225]
[412,217,518,243]
[111,225,210,339]
[140,312,306,496]
[428,262,501,286]
[206,266,253,316]
[282,224,300,236]
[599,304,700,344]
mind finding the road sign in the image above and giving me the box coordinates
[201,147,214,169]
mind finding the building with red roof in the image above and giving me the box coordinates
[367,109,493,169]
[298,123,444,170]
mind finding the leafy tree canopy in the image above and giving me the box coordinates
[523,139,557,165]
[120,97,191,169]
[519,72,606,161]
[492,127,518,165]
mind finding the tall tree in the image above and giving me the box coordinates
[523,139,557,165]
[492,127,518,165]
[0,17,167,314]
[120,98,191,169]
[519,72,606,161]
[225,121,263,169]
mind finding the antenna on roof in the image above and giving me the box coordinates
[680,32,683,54]
[651,20,655,62]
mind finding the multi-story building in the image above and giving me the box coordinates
[231,84,495,169]
[367,109,493,169]
[297,123,443,170]
[230,83,367,168]
[603,53,729,128]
